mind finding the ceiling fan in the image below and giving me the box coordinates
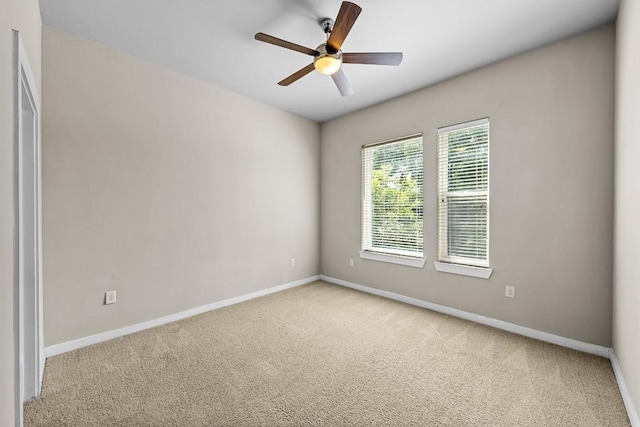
[254,1,403,97]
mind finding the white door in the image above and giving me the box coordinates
[14,30,43,421]
[19,82,38,401]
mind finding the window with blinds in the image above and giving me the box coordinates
[437,118,489,267]
[362,134,423,259]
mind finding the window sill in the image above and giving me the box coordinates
[433,262,492,279]
[359,251,425,268]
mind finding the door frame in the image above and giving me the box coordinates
[13,30,44,427]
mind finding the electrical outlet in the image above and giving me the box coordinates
[105,290,117,305]
[349,258,354,267]
[290,258,295,267]
[505,286,515,298]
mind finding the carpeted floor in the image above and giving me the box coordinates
[25,281,630,426]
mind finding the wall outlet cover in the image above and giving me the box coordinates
[505,286,516,298]
[105,290,117,305]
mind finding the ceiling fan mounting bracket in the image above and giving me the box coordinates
[319,18,334,34]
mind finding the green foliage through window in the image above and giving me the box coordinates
[363,136,423,257]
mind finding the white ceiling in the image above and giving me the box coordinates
[39,0,619,123]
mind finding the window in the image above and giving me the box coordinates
[437,118,489,269]
[361,134,424,267]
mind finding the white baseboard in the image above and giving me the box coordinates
[45,275,320,358]
[44,273,636,424]
[320,275,611,358]
[610,350,640,427]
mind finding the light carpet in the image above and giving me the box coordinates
[25,281,630,426]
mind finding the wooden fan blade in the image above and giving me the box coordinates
[278,63,316,86]
[255,32,317,56]
[342,52,403,66]
[327,2,362,53]
[331,68,354,97]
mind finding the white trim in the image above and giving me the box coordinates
[319,275,610,358]
[433,261,492,279]
[361,134,424,261]
[41,273,639,425]
[45,276,320,357]
[359,251,425,268]
[609,350,640,427]
[438,117,489,133]
[437,119,490,268]
[14,30,42,427]
[362,132,424,149]
[39,349,45,387]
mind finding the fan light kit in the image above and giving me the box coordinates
[314,44,342,75]
[255,1,403,97]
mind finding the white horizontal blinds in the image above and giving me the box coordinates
[438,119,489,267]
[362,135,423,258]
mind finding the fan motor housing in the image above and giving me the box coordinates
[314,44,342,75]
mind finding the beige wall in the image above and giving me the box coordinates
[614,0,640,421]
[42,27,320,346]
[10,12,626,422]
[321,25,614,346]
[0,0,42,423]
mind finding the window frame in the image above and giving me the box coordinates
[360,133,425,268]
[436,118,491,276]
